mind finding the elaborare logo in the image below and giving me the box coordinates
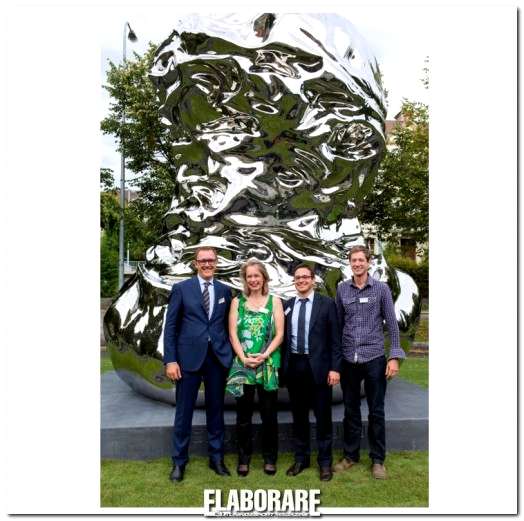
[204,489,321,516]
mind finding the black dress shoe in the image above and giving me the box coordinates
[286,461,310,476]
[209,460,231,476]
[263,463,277,475]
[169,464,185,482]
[320,466,333,481]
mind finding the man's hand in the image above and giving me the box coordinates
[385,359,399,380]
[327,370,340,386]
[165,362,182,381]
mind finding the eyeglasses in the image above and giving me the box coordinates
[196,258,217,265]
[294,275,313,281]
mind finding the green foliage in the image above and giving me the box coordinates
[101,45,176,242]
[100,167,115,191]
[101,451,428,507]
[100,167,120,297]
[101,230,119,297]
[360,99,429,246]
[101,45,175,295]
[414,316,428,343]
[387,253,429,299]
[100,191,120,233]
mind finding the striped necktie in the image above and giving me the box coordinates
[203,281,210,318]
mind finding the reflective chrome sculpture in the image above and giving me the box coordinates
[104,13,421,404]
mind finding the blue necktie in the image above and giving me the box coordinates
[296,298,308,354]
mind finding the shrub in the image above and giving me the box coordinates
[387,254,429,300]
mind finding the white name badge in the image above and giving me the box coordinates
[218,297,225,304]
[359,297,369,303]
[260,307,269,314]
[284,307,291,315]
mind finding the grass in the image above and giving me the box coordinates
[399,356,428,388]
[101,351,114,374]
[101,451,428,508]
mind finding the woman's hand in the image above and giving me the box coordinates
[243,353,266,368]
[251,353,268,366]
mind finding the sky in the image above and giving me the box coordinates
[100,8,430,183]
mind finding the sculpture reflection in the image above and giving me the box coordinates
[104,13,421,405]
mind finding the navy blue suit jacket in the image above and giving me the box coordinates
[281,293,342,385]
[163,276,233,371]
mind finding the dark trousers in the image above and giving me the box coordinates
[235,384,278,465]
[172,347,228,466]
[287,354,333,467]
[340,355,387,464]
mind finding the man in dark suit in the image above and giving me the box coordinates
[163,246,233,482]
[281,264,342,481]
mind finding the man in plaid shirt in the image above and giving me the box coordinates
[334,245,405,480]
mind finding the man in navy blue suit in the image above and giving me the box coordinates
[163,246,233,482]
[281,264,342,482]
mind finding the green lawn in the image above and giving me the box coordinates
[101,451,428,508]
[101,351,114,373]
[101,348,428,508]
[399,356,428,388]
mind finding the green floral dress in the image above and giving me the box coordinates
[226,294,281,397]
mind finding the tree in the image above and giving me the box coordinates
[100,167,120,297]
[101,231,119,297]
[360,99,429,248]
[101,45,177,297]
[100,168,119,231]
[100,164,153,296]
[101,44,176,246]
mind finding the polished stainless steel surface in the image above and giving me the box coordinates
[104,13,421,405]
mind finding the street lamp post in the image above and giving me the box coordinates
[119,22,138,289]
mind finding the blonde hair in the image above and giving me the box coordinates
[240,258,269,296]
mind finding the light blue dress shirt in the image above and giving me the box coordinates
[198,275,214,319]
[291,292,314,354]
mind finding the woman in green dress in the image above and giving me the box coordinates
[226,258,284,477]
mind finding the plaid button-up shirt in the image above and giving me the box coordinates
[336,275,405,364]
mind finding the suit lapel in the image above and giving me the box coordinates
[286,297,296,338]
[210,280,221,321]
[193,276,209,320]
[308,293,321,337]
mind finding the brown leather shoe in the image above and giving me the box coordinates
[333,457,357,472]
[319,466,333,481]
[371,463,387,480]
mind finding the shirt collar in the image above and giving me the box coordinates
[350,273,374,289]
[297,291,314,303]
[197,275,214,286]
